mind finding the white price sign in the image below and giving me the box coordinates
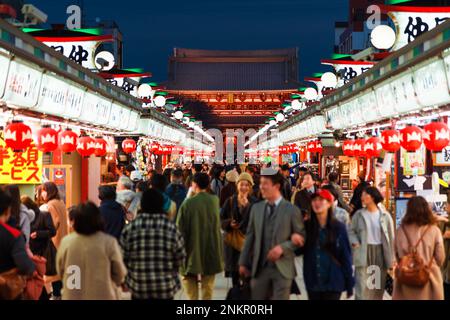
[3,60,42,108]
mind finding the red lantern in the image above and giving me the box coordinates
[364,137,382,158]
[381,129,401,153]
[353,139,366,157]
[4,120,33,152]
[36,125,58,153]
[59,129,78,154]
[150,142,160,153]
[315,141,323,154]
[400,126,423,152]
[423,121,450,152]
[76,135,95,158]
[342,140,355,156]
[122,138,136,154]
[93,137,108,157]
[307,141,316,153]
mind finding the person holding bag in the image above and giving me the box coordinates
[221,173,257,287]
[393,196,445,300]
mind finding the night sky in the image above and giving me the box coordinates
[33,0,348,83]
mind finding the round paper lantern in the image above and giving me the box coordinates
[321,72,338,88]
[315,141,323,154]
[364,137,382,158]
[400,126,423,152]
[150,142,160,153]
[93,137,108,157]
[423,121,450,152]
[154,95,166,107]
[4,120,33,152]
[381,129,401,153]
[304,87,318,101]
[353,139,366,157]
[122,138,136,154]
[371,25,396,50]
[307,141,317,153]
[59,129,78,154]
[76,135,95,158]
[342,140,355,156]
[36,125,58,153]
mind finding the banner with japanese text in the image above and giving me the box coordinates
[0,139,43,184]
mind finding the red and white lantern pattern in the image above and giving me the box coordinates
[364,137,382,158]
[353,139,366,157]
[150,142,160,154]
[307,141,317,153]
[93,137,108,157]
[4,121,33,152]
[76,135,96,158]
[36,125,58,153]
[423,122,450,152]
[381,129,401,153]
[122,138,136,154]
[400,126,423,152]
[342,140,355,156]
[59,129,78,154]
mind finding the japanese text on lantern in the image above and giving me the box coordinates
[0,140,43,184]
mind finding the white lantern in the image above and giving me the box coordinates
[154,95,167,107]
[321,72,338,88]
[182,117,190,124]
[291,99,302,110]
[137,84,153,98]
[304,87,318,101]
[276,113,285,122]
[94,51,115,71]
[371,25,396,50]
[269,120,277,127]
[174,110,184,120]
[188,121,195,128]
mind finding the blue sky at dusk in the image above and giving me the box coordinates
[32,0,349,83]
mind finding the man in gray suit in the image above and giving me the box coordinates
[239,172,306,300]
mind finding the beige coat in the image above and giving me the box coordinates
[57,231,127,300]
[393,224,445,300]
[47,199,68,249]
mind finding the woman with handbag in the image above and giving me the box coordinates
[393,196,445,300]
[21,196,57,299]
[220,172,257,286]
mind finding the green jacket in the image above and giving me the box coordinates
[176,192,224,276]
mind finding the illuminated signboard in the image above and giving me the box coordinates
[0,53,10,98]
[0,140,43,185]
[321,60,375,86]
[381,5,450,51]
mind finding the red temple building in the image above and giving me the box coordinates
[165,48,301,131]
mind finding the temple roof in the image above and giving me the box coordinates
[166,48,300,91]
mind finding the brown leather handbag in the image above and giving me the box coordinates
[0,268,27,300]
[395,225,433,287]
[224,198,246,252]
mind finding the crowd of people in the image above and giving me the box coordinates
[0,161,449,301]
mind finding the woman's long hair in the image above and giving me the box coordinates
[4,185,21,228]
[305,207,338,256]
[402,196,437,226]
[42,182,60,202]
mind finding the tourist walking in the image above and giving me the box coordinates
[321,185,351,230]
[221,172,257,286]
[210,165,225,197]
[302,189,354,300]
[349,187,395,300]
[116,176,139,220]
[177,173,224,300]
[293,171,317,220]
[349,171,370,216]
[393,196,445,300]
[239,172,305,300]
[166,168,188,213]
[56,202,126,300]
[219,169,239,207]
[120,189,185,300]
[328,172,352,212]
[98,185,126,240]
[4,185,35,245]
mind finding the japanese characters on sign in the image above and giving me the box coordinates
[321,60,375,86]
[0,53,10,98]
[0,139,43,184]
[42,36,113,70]
[79,91,112,126]
[2,60,43,108]
[386,7,450,51]
[106,76,139,97]
[413,58,450,108]
[36,73,84,118]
